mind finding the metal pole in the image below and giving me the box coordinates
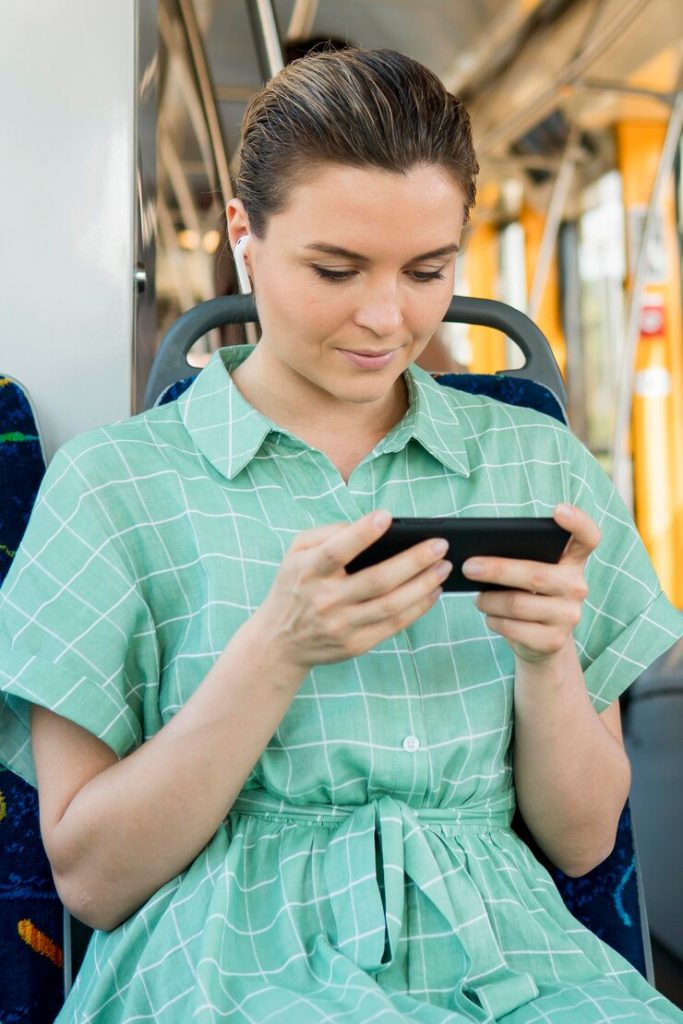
[246,0,285,80]
[558,221,588,441]
[528,127,579,321]
[610,80,683,501]
[175,0,234,207]
[287,0,318,41]
[158,4,219,195]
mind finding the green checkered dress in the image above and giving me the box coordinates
[1,347,682,1023]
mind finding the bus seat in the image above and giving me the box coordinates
[143,295,568,413]
[140,294,653,984]
[0,375,64,1023]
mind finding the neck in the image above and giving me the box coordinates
[231,345,409,447]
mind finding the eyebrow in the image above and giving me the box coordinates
[303,242,460,261]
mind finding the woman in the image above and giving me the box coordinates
[1,47,682,1023]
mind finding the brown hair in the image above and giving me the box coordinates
[236,47,478,237]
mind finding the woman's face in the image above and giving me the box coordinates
[228,163,466,417]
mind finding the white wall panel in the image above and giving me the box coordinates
[0,1,137,460]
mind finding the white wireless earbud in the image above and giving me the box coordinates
[234,235,252,294]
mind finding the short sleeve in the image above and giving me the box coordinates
[565,433,683,710]
[0,439,160,787]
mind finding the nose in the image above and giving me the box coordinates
[354,280,404,338]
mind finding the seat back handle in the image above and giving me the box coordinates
[143,294,567,411]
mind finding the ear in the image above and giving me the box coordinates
[226,199,252,251]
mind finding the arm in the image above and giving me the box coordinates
[34,511,451,931]
[462,503,631,876]
[33,613,306,932]
[512,653,630,876]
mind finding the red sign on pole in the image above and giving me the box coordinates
[640,300,666,338]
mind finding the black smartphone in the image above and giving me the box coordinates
[346,517,570,591]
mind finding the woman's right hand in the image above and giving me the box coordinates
[256,511,452,670]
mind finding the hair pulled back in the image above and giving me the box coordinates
[237,47,478,237]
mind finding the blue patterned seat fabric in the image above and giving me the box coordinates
[433,372,566,424]
[0,376,63,1023]
[0,378,47,585]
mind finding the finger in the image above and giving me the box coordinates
[553,504,601,566]
[462,556,580,597]
[310,510,394,576]
[348,560,451,627]
[349,587,444,654]
[289,521,348,553]
[342,538,451,602]
[476,590,581,628]
[482,615,569,657]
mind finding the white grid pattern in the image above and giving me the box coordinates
[1,347,682,1021]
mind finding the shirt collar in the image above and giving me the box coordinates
[180,345,274,480]
[376,363,470,477]
[179,346,470,480]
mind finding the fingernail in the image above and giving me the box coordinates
[430,587,443,601]
[555,503,573,517]
[431,539,449,556]
[462,558,483,576]
[372,510,391,529]
[436,560,452,580]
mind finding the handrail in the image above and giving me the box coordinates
[610,72,683,503]
[143,295,567,410]
[174,0,234,207]
[286,0,319,40]
[246,0,285,79]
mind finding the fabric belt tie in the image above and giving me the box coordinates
[231,792,539,1018]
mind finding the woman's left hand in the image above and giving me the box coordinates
[462,504,601,664]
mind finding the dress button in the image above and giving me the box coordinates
[402,735,420,753]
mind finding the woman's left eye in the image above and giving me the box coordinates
[408,268,446,282]
[311,265,356,282]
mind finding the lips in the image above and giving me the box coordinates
[338,349,398,370]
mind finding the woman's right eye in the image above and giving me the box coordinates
[311,265,356,282]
